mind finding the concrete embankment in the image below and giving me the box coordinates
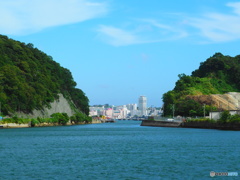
[182,121,240,130]
[141,120,240,130]
[141,120,182,127]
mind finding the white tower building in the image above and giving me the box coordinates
[138,96,147,116]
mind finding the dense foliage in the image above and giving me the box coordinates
[163,53,240,116]
[0,35,89,115]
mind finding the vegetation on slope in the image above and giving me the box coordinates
[0,112,92,127]
[163,53,240,117]
[0,35,89,115]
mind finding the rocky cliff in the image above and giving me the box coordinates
[188,92,240,110]
[14,94,76,118]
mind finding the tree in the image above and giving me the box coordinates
[176,98,202,117]
[162,91,176,116]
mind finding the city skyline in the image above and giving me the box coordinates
[1,1,240,106]
[91,95,162,108]
[90,96,161,118]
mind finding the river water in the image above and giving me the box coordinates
[0,120,239,180]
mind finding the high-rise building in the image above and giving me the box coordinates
[138,96,147,116]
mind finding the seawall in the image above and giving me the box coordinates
[141,120,240,130]
[141,120,182,127]
[182,121,240,130]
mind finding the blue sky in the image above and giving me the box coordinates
[1,0,240,107]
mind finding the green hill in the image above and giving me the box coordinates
[0,35,89,116]
[162,53,240,117]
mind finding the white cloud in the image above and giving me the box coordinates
[97,19,188,46]
[227,2,240,15]
[0,0,108,35]
[97,25,141,46]
[140,19,188,40]
[187,2,240,43]
[97,1,240,46]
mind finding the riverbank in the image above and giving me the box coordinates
[0,120,102,129]
[141,120,240,130]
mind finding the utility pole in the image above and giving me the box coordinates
[210,96,212,120]
[162,105,164,117]
[172,104,175,119]
[203,104,206,118]
[228,97,229,110]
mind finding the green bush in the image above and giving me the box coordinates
[0,113,92,126]
[30,118,40,127]
[228,114,240,123]
[70,112,92,124]
[50,113,69,125]
[219,110,231,123]
[188,117,215,123]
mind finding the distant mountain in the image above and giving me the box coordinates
[0,34,89,116]
[162,53,240,117]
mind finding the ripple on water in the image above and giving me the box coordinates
[0,121,239,179]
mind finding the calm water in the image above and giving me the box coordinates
[0,120,239,180]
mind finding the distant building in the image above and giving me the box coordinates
[126,104,138,117]
[89,106,105,116]
[126,104,137,110]
[138,96,147,116]
[104,108,113,118]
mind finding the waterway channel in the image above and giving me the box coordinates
[0,120,239,179]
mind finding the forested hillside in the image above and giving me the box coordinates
[163,53,240,116]
[0,35,89,115]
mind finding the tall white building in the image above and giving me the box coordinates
[138,96,147,116]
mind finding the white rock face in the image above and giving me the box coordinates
[227,92,240,107]
[211,92,240,110]
[16,94,76,118]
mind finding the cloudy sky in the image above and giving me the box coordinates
[1,0,240,107]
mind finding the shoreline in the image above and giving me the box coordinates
[0,119,102,129]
